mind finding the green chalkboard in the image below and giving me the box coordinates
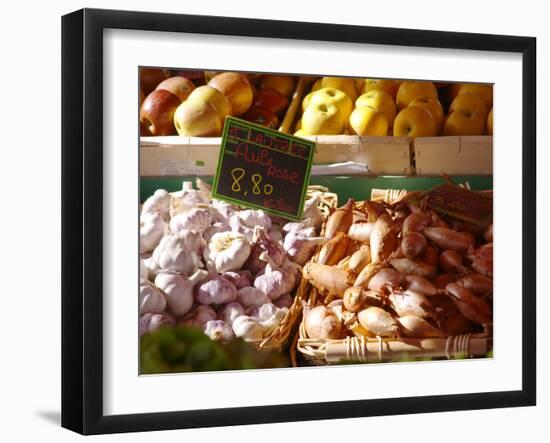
[212,117,315,221]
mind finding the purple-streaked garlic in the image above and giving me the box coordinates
[258,304,289,334]
[211,199,237,223]
[246,227,286,274]
[232,315,268,340]
[282,219,316,237]
[155,269,207,317]
[179,305,217,328]
[141,189,170,221]
[283,230,327,265]
[222,270,252,289]
[230,210,272,241]
[254,252,295,300]
[170,207,212,234]
[173,229,206,255]
[203,222,231,243]
[139,280,167,314]
[273,294,293,309]
[218,302,245,325]
[203,231,251,273]
[170,181,210,217]
[140,212,165,254]
[152,234,202,274]
[237,287,271,308]
[139,312,175,336]
[195,266,238,305]
[204,320,234,341]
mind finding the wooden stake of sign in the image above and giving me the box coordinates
[212,117,315,221]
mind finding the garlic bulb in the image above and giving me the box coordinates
[170,207,212,234]
[204,320,235,341]
[218,302,245,325]
[141,189,170,221]
[283,230,327,265]
[211,199,237,223]
[237,287,271,308]
[282,218,315,235]
[230,210,272,241]
[152,234,202,274]
[195,267,238,305]
[155,269,207,317]
[302,194,323,230]
[139,280,167,314]
[259,305,289,334]
[203,222,231,243]
[303,305,342,339]
[204,231,251,273]
[222,270,252,289]
[173,229,206,255]
[139,312,175,336]
[232,315,268,340]
[140,258,149,281]
[268,227,284,243]
[253,252,295,300]
[170,181,210,217]
[140,212,165,254]
[195,177,212,195]
[180,305,217,328]
[273,294,293,309]
[246,227,286,274]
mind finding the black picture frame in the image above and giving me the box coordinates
[61,8,537,435]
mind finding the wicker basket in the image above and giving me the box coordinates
[294,195,493,365]
[244,186,337,352]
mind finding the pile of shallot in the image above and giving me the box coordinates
[302,196,493,340]
[139,179,327,343]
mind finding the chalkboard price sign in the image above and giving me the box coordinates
[212,116,315,221]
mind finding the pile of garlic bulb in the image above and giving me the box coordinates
[139,179,327,343]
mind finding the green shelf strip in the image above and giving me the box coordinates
[140,175,493,203]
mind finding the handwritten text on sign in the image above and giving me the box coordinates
[212,117,314,220]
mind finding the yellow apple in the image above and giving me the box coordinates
[393,106,438,137]
[349,106,388,136]
[359,79,399,99]
[302,91,315,112]
[396,81,438,110]
[409,96,445,131]
[356,90,397,129]
[173,99,222,137]
[487,109,493,135]
[321,76,357,101]
[301,101,345,135]
[294,128,310,137]
[186,85,232,121]
[458,83,493,108]
[448,83,463,102]
[208,72,253,116]
[449,92,489,118]
[260,74,295,98]
[444,109,485,136]
[307,88,353,120]
[311,78,322,91]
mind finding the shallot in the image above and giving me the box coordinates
[357,307,399,337]
[401,232,427,259]
[389,258,436,278]
[439,249,463,273]
[424,227,474,253]
[398,315,446,338]
[370,214,397,263]
[324,199,354,239]
[446,283,492,325]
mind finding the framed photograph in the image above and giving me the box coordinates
[62,8,536,435]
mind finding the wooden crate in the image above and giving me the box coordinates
[414,135,493,175]
[140,135,412,177]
